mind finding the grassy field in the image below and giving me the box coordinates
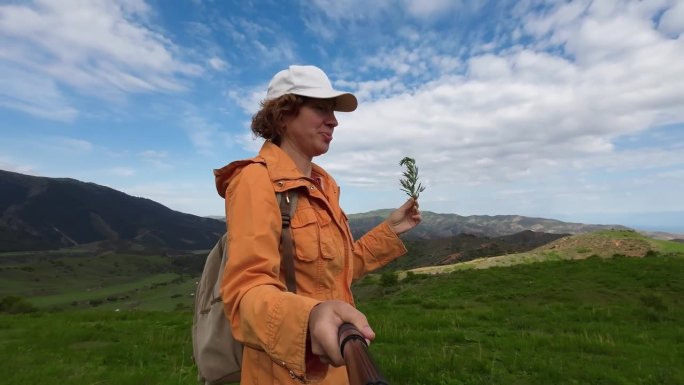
[0,247,199,311]
[0,311,195,384]
[361,255,684,385]
[2,254,683,384]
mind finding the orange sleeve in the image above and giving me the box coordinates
[350,220,408,280]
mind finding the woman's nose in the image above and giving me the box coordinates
[325,112,338,128]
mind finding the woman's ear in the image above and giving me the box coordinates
[278,118,288,135]
[272,119,287,145]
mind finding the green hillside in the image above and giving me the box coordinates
[2,254,683,384]
[358,255,684,384]
[0,247,202,311]
[383,230,566,272]
[410,229,684,274]
[4,230,682,313]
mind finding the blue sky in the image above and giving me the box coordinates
[1,0,683,232]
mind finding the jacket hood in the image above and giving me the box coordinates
[214,141,312,198]
[213,159,260,198]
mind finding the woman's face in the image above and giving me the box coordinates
[281,98,338,159]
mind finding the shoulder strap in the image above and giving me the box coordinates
[277,190,299,293]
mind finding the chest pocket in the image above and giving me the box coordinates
[290,207,339,262]
[314,208,339,261]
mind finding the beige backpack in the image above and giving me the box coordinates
[192,191,299,384]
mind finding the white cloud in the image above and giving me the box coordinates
[55,137,94,153]
[311,0,684,218]
[208,57,227,70]
[308,0,393,21]
[0,0,202,118]
[227,84,267,115]
[139,150,172,169]
[182,112,224,155]
[0,157,35,174]
[659,0,684,36]
[337,77,405,103]
[570,145,683,172]
[402,0,466,19]
[309,0,472,21]
[217,16,297,65]
[122,180,222,216]
[107,167,136,177]
[0,63,78,121]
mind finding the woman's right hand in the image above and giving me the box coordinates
[308,300,375,367]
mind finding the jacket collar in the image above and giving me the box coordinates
[260,141,333,183]
[214,141,333,198]
[259,141,306,181]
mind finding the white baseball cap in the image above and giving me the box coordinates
[266,65,358,112]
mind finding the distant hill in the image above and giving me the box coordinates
[381,229,568,271]
[0,170,224,252]
[0,169,633,253]
[410,229,684,274]
[348,209,631,239]
[638,230,684,242]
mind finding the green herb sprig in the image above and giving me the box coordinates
[399,157,426,199]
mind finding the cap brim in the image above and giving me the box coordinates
[292,89,358,112]
[331,93,358,112]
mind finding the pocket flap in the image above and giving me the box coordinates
[314,209,332,226]
[291,208,317,228]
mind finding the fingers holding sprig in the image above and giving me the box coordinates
[410,197,422,224]
[389,197,422,235]
[403,197,422,222]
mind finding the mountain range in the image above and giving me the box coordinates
[0,169,640,253]
[347,210,629,240]
[0,169,224,252]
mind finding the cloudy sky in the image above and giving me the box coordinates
[1,0,683,232]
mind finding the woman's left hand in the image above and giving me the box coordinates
[386,197,422,235]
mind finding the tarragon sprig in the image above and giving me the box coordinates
[399,157,426,199]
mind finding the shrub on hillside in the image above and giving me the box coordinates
[644,250,659,258]
[402,271,428,284]
[403,271,417,283]
[0,295,37,314]
[380,271,398,287]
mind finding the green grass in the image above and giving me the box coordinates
[29,273,181,308]
[0,249,199,311]
[592,229,645,239]
[0,251,173,295]
[2,255,683,384]
[359,255,684,385]
[650,239,684,253]
[0,311,195,384]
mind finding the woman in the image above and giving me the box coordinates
[214,65,421,384]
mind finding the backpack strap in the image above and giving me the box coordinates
[278,190,299,293]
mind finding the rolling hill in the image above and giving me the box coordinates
[379,229,568,271]
[0,169,225,252]
[410,229,684,274]
[0,169,645,254]
[348,209,631,239]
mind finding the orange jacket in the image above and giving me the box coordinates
[214,142,407,384]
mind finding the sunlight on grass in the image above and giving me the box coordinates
[2,253,683,384]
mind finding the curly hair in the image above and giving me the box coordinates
[251,94,305,145]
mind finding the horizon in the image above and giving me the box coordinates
[2,166,683,235]
[1,1,682,232]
